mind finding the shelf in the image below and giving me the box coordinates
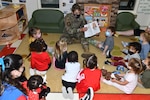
[0,23,17,30]
[0,4,27,45]
[0,29,20,45]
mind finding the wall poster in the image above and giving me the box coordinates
[84,4,111,27]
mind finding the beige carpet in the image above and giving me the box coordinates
[14,33,150,94]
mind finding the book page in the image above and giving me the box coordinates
[84,21,100,38]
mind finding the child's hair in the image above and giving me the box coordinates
[67,51,78,62]
[54,37,67,60]
[141,32,150,42]
[128,58,143,74]
[27,75,43,90]
[86,54,97,69]
[0,54,26,95]
[128,42,141,53]
[107,26,116,35]
[30,38,47,52]
[29,27,41,37]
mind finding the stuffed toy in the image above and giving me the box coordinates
[101,69,121,80]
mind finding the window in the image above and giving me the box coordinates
[41,0,59,8]
[119,0,136,10]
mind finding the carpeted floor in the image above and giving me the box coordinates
[14,33,150,95]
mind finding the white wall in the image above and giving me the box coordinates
[26,0,38,21]
[118,0,150,29]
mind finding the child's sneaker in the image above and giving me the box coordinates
[104,60,111,65]
[67,87,74,100]
[62,86,68,99]
[87,87,94,100]
[121,41,128,47]
[80,87,94,100]
[106,50,112,58]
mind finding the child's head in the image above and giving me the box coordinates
[3,54,25,79]
[55,38,67,58]
[105,26,115,37]
[59,37,67,51]
[128,42,141,55]
[67,51,78,62]
[143,56,150,69]
[86,54,97,69]
[145,26,150,34]
[30,38,47,52]
[0,54,26,95]
[27,75,43,90]
[29,27,42,39]
[140,32,150,42]
[128,58,143,74]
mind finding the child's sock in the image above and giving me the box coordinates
[62,86,68,99]
[67,87,74,100]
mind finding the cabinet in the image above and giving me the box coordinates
[0,4,27,45]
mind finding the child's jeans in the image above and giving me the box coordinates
[111,56,127,67]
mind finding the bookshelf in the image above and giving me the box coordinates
[0,4,27,45]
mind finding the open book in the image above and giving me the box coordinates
[84,21,100,38]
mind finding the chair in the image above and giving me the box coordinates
[115,12,140,31]
[28,9,64,33]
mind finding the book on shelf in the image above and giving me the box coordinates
[84,21,100,38]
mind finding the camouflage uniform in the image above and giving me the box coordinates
[62,13,90,54]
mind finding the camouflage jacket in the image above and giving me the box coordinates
[64,13,87,34]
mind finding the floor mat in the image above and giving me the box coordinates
[0,45,5,51]
[112,45,122,56]
[0,34,26,57]
[93,93,150,100]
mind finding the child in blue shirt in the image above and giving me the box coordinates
[0,54,27,100]
[98,26,115,58]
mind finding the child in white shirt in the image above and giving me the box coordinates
[102,58,143,94]
[61,51,80,99]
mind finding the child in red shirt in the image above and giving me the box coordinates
[22,75,50,100]
[76,55,101,100]
[29,38,51,80]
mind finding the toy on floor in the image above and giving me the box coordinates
[116,65,125,72]
[101,69,121,80]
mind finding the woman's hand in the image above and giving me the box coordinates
[111,78,117,82]
[80,27,88,32]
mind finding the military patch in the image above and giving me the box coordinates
[67,22,71,26]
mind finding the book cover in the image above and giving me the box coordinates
[84,21,100,38]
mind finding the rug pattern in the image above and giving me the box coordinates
[0,34,26,57]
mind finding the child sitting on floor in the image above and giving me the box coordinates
[22,75,50,100]
[122,32,150,60]
[61,51,80,99]
[105,42,141,68]
[28,27,53,56]
[29,38,51,81]
[102,58,143,94]
[76,54,101,100]
[93,26,115,58]
[138,56,150,88]
[54,37,68,69]
[29,27,43,43]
